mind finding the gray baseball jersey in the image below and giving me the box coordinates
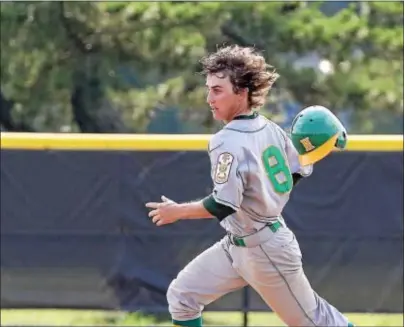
[208,113,312,236]
[167,113,352,327]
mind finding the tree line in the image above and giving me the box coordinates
[0,2,403,134]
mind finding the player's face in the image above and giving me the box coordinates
[206,74,247,122]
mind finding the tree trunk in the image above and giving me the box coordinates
[71,69,129,133]
[0,90,34,132]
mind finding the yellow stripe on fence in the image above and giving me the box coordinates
[0,132,403,151]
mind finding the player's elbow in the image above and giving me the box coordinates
[202,194,236,221]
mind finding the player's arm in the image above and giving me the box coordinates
[170,135,242,223]
[146,135,241,225]
[177,200,215,219]
[160,136,239,222]
[201,193,236,221]
[173,196,235,221]
[146,182,238,226]
[179,136,241,222]
[146,187,237,226]
[146,196,214,226]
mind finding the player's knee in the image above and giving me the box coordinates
[166,279,202,320]
[166,279,178,309]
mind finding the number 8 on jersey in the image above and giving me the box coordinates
[262,146,293,194]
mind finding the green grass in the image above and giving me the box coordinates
[0,310,403,326]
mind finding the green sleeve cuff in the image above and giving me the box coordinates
[202,194,236,221]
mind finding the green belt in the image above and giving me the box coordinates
[231,221,282,247]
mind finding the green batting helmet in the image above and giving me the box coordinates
[290,105,347,166]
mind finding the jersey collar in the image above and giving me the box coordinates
[233,112,259,120]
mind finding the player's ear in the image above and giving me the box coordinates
[237,87,249,100]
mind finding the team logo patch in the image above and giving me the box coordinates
[300,137,315,152]
[214,152,234,184]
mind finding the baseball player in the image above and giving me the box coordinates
[146,45,355,327]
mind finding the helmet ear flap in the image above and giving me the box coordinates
[335,130,347,150]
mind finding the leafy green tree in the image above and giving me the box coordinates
[0,2,402,133]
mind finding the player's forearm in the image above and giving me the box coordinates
[177,200,215,220]
[177,195,236,221]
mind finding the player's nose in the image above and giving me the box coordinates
[206,92,215,105]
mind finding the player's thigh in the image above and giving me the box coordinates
[167,237,247,307]
[240,228,318,326]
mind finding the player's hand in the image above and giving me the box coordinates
[145,195,182,226]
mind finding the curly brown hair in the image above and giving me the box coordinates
[200,44,279,108]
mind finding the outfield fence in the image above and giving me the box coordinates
[1,133,403,318]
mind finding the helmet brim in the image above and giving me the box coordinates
[298,133,339,166]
